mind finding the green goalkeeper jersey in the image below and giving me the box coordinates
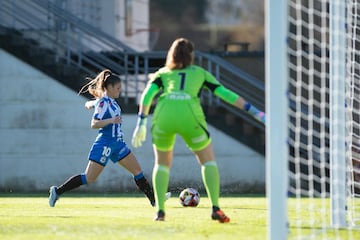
[140,64,239,151]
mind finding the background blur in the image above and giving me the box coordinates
[0,0,265,195]
[150,0,264,52]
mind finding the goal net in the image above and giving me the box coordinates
[267,0,360,239]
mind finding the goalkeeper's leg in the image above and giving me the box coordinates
[201,160,220,207]
[153,164,170,221]
[151,148,172,221]
[195,144,230,223]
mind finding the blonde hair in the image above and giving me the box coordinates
[165,38,194,70]
[79,69,120,98]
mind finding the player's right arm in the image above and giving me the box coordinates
[139,81,161,116]
[84,99,100,109]
[132,77,162,148]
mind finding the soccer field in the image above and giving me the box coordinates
[0,193,266,240]
[0,194,358,240]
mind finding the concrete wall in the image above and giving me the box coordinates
[65,0,151,51]
[0,49,265,194]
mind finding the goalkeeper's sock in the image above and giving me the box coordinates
[56,173,87,195]
[153,164,170,212]
[201,161,220,207]
[212,206,220,212]
[134,172,155,206]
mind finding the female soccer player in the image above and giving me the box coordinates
[49,69,156,207]
[132,38,265,222]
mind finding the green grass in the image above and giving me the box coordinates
[0,194,359,240]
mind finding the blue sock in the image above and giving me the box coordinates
[134,172,144,180]
[81,173,87,184]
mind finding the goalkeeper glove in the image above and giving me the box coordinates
[244,102,266,124]
[132,114,148,148]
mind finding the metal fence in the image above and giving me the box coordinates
[0,0,265,130]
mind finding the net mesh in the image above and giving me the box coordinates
[346,0,360,227]
[287,0,360,238]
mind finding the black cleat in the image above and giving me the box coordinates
[154,210,165,221]
[211,209,230,223]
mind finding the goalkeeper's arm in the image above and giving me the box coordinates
[132,83,160,148]
[214,85,266,124]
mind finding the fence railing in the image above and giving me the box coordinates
[0,0,265,130]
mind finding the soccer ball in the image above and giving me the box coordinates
[179,187,200,207]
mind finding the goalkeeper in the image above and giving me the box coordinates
[132,38,265,223]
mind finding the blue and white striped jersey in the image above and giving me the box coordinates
[93,96,124,140]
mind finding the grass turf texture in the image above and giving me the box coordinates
[0,194,359,240]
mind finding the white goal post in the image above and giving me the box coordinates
[266,0,288,239]
[266,0,360,239]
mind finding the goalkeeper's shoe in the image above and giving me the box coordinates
[49,186,59,207]
[154,210,165,221]
[211,209,230,223]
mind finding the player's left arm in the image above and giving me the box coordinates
[91,117,121,129]
[204,77,265,124]
[90,100,121,129]
[215,85,265,124]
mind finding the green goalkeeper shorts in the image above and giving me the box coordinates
[151,97,211,152]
